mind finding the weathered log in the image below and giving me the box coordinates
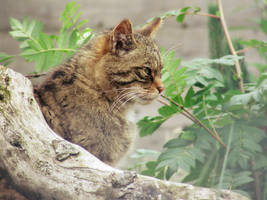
[0,65,248,200]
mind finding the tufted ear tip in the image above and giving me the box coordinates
[111,19,137,56]
[137,17,162,38]
[112,19,134,36]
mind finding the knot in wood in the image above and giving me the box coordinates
[52,139,80,161]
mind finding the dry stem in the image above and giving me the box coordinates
[160,95,226,148]
[181,12,220,19]
[25,72,47,78]
[217,0,245,93]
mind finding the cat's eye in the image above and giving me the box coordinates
[144,67,152,76]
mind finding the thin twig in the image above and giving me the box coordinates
[217,0,245,93]
[181,12,220,20]
[160,95,226,148]
[202,95,221,139]
[236,47,251,55]
[250,160,262,200]
[157,99,196,122]
[25,73,47,78]
[236,43,267,54]
[163,11,220,21]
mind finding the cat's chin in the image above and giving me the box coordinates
[135,94,159,105]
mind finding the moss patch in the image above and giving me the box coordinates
[0,85,11,104]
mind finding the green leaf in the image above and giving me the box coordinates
[240,39,267,53]
[60,1,82,32]
[9,30,29,41]
[38,33,53,49]
[182,162,202,183]
[183,55,242,88]
[137,116,166,137]
[213,114,232,127]
[183,55,243,68]
[131,149,159,159]
[157,146,196,173]
[166,162,179,180]
[184,87,195,107]
[162,51,186,97]
[20,49,37,58]
[57,31,69,48]
[76,19,88,29]
[78,28,94,46]
[9,17,43,45]
[232,171,254,187]
[0,53,15,64]
[253,155,267,170]
[69,29,80,49]
[163,138,191,148]
[194,7,201,13]
[35,52,47,71]
[155,168,166,179]
[158,105,177,117]
[179,131,197,142]
[10,17,23,30]
[260,18,267,35]
[141,160,160,177]
[27,40,42,51]
[176,7,191,23]
[157,10,181,20]
[229,80,267,106]
[243,139,262,152]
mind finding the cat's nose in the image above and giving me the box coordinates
[154,77,164,93]
[157,86,164,93]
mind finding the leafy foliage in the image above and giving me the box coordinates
[137,49,267,199]
[0,1,93,71]
[145,6,201,25]
[0,1,266,200]
[136,4,267,200]
[0,53,15,66]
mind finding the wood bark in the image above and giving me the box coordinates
[0,65,249,200]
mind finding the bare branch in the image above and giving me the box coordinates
[160,95,227,148]
[0,66,248,200]
[217,0,245,93]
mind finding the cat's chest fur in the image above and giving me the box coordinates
[35,68,134,165]
[34,18,163,166]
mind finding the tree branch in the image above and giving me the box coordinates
[181,11,220,19]
[25,72,47,78]
[217,0,245,93]
[160,95,227,148]
[0,66,248,200]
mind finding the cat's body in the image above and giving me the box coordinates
[34,18,164,165]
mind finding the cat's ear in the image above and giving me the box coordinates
[111,19,137,56]
[137,17,162,38]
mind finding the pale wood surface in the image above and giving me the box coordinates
[0,66,249,200]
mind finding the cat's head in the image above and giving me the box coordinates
[86,18,164,107]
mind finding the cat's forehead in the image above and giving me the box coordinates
[134,33,163,68]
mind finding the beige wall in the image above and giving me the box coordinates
[0,0,264,72]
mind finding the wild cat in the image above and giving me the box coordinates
[34,18,164,165]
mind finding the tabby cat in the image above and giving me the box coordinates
[34,18,164,165]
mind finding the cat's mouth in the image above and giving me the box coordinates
[135,92,159,104]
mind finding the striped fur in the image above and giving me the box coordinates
[34,18,164,165]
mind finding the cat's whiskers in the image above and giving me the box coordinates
[109,90,138,112]
[110,93,136,113]
[114,94,138,113]
[112,89,156,113]
[163,43,182,57]
[110,86,148,112]
[104,87,134,93]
